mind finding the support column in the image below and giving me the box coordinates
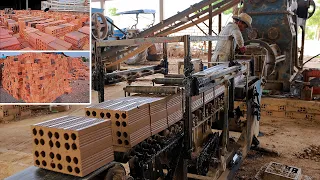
[159,0,164,21]
[26,0,28,10]
[100,0,105,14]
[208,4,213,68]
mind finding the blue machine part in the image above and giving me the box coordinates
[91,8,104,14]
[242,0,294,52]
[116,9,156,15]
[114,28,126,39]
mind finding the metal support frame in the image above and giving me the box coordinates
[208,4,213,67]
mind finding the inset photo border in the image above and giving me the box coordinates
[0,51,91,105]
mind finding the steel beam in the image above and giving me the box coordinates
[123,86,180,94]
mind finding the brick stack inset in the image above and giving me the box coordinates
[2,53,72,103]
[31,116,113,177]
[67,57,89,80]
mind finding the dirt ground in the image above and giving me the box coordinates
[0,80,90,103]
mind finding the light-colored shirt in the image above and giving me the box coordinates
[212,22,244,62]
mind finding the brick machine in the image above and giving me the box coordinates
[6,0,318,179]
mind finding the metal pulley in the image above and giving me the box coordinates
[92,12,108,40]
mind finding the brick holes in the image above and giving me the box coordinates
[72,143,77,150]
[124,140,129,145]
[122,122,127,127]
[40,139,45,145]
[64,133,69,140]
[121,113,127,119]
[116,121,121,127]
[56,154,62,161]
[71,133,77,140]
[118,139,123,145]
[42,161,47,167]
[32,128,37,135]
[48,131,53,138]
[66,156,71,163]
[35,151,39,157]
[51,163,56,169]
[75,167,80,174]
[123,132,128,138]
[100,112,105,118]
[39,129,44,136]
[34,138,39,145]
[115,113,120,119]
[55,141,61,148]
[49,152,54,159]
[54,132,60,139]
[106,112,111,118]
[65,143,70,150]
[67,166,73,172]
[73,157,78,164]
[57,164,63,170]
[116,131,121,137]
[86,111,90,116]
[41,151,46,157]
[35,160,40,166]
[49,140,54,148]
[92,111,97,117]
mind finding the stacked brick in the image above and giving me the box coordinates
[67,57,90,80]
[85,86,226,152]
[1,10,89,50]
[36,20,67,32]
[44,23,74,37]
[0,105,31,122]
[2,53,72,103]
[64,31,87,50]
[31,116,113,177]
[0,27,21,50]
[23,27,72,50]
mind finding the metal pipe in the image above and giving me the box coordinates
[123,86,180,94]
[165,74,185,78]
[163,41,168,75]
[222,80,230,155]
[152,78,184,85]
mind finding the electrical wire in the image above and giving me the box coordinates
[302,53,320,66]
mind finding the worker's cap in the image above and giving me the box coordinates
[232,13,252,28]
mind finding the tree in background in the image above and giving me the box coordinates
[306,0,320,40]
[81,57,89,62]
[108,7,119,16]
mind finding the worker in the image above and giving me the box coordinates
[212,13,252,62]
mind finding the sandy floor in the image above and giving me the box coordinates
[0,80,90,103]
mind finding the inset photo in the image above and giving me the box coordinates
[0,0,90,50]
[0,52,90,104]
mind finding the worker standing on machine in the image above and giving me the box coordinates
[212,13,252,62]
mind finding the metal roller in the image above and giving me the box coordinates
[92,13,108,40]
[123,86,180,94]
[152,78,184,85]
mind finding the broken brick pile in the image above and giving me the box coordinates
[67,57,90,80]
[2,53,72,103]
[0,27,20,50]
[0,105,31,123]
